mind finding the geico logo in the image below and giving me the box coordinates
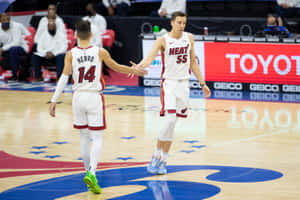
[249,84,279,92]
[230,107,296,129]
[143,87,161,96]
[283,94,300,102]
[282,85,300,93]
[143,79,161,86]
[250,92,279,101]
[214,91,243,99]
[190,81,202,89]
[214,82,243,90]
[226,54,300,75]
[190,89,202,96]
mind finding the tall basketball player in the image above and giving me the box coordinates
[49,20,146,194]
[137,11,211,175]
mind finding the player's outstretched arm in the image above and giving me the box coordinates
[137,37,164,69]
[188,34,211,98]
[49,51,72,117]
[99,48,147,76]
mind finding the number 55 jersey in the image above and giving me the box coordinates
[161,32,191,80]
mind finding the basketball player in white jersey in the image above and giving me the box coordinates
[49,20,146,194]
[136,11,211,175]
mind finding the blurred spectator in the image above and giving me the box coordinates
[32,19,67,82]
[264,14,290,37]
[83,3,106,34]
[97,0,130,16]
[151,0,186,18]
[34,3,66,44]
[0,13,30,81]
[82,2,106,47]
[276,0,300,18]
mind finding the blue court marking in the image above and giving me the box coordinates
[116,157,134,161]
[120,136,136,140]
[191,145,206,149]
[44,155,61,159]
[29,151,46,155]
[52,141,69,145]
[31,146,48,150]
[179,150,196,154]
[1,81,300,103]
[184,140,199,144]
[0,165,283,200]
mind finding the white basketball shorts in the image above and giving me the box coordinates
[72,91,106,130]
[160,79,189,118]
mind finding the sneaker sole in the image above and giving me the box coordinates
[83,177,101,194]
[147,166,158,174]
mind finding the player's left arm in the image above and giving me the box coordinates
[189,33,211,98]
[99,48,147,76]
[49,51,72,117]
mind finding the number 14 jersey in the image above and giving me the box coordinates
[71,45,105,92]
[161,32,191,80]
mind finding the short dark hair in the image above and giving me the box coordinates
[76,20,91,40]
[171,11,187,21]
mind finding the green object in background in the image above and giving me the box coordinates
[153,25,159,33]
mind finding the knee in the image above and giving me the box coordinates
[167,114,177,125]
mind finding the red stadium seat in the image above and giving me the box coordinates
[102,29,115,49]
[27,26,36,37]
[24,35,34,53]
[67,29,76,50]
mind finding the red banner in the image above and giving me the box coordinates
[205,42,300,84]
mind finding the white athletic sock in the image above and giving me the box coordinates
[161,151,168,162]
[89,130,103,175]
[80,129,91,171]
[154,148,162,159]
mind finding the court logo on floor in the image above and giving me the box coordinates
[0,162,283,200]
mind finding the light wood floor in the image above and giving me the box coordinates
[1,90,300,200]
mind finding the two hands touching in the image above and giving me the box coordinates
[128,61,211,98]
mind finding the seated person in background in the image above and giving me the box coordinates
[82,3,107,47]
[264,14,291,38]
[0,13,30,81]
[151,0,186,18]
[276,0,300,18]
[32,19,68,82]
[83,3,106,35]
[34,3,66,44]
[97,0,131,16]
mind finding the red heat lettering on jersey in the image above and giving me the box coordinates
[169,44,189,56]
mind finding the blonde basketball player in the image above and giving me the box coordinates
[49,20,146,194]
[137,11,211,175]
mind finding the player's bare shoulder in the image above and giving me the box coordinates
[155,35,167,50]
[187,32,194,43]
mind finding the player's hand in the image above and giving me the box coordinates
[49,102,56,117]
[128,61,148,78]
[127,61,136,79]
[202,85,211,98]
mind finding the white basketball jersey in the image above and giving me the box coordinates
[161,32,191,80]
[71,45,105,92]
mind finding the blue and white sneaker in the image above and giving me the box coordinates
[147,157,160,174]
[157,160,167,175]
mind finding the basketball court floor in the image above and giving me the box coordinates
[1,81,300,200]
